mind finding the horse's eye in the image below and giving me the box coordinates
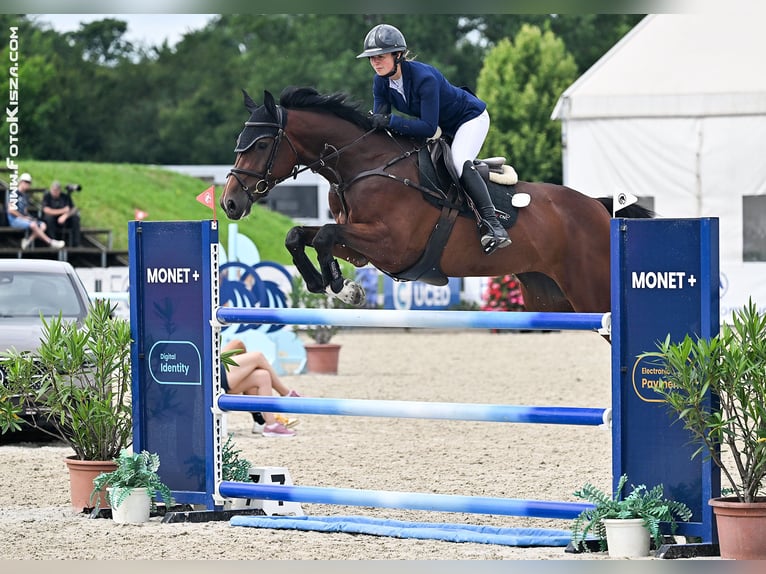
[256,140,270,150]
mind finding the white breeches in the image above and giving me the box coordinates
[450,109,490,178]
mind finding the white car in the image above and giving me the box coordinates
[0,259,92,438]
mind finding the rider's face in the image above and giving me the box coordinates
[369,53,396,77]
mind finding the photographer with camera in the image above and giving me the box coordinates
[42,180,81,247]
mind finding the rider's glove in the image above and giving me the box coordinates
[370,114,391,130]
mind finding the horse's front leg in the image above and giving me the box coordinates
[312,223,376,307]
[285,226,324,293]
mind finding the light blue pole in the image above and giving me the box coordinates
[218,482,594,519]
[217,395,610,427]
[216,307,609,332]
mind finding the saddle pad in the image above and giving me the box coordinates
[418,147,520,230]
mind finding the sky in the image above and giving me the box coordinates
[33,13,216,48]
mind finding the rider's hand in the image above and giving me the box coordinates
[370,114,391,130]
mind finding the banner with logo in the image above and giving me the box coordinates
[382,276,461,310]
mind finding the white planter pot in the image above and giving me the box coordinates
[603,518,651,558]
[109,487,151,524]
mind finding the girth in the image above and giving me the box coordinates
[381,140,519,286]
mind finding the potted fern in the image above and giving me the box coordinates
[91,450,174,524]
[571,474,692,557]
[640,298,766,559]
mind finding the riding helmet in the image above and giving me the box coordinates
[356,24,407,58]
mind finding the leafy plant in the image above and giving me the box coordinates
[91,449,174,511]
[222,434,252,482]
[0,298,132,460]
[640,298,766,503]
[571,474,692,552]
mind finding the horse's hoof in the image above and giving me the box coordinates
[327,280,366,307]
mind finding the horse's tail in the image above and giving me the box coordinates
[595,197,655,219]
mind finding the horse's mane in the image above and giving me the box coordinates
[279,86,372,131]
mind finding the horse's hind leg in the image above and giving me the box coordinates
[285,226,325,293]
[516,272,575,312]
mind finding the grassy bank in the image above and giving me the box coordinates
[19,160,297,264]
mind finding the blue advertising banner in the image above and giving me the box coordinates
[382,276,461,310]
[611,218,719,541]
[129,220,217,504]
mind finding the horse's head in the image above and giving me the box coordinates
[221,90,299,220]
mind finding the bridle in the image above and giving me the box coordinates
[226,105,300,204]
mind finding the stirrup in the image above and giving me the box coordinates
[480,234,512,255]
[478,219,511,255]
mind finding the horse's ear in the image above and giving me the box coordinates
[242,89,258,112]
[263,90,278,119]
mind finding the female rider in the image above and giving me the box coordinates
[357,23,511,254]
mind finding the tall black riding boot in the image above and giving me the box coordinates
[460,160,511,254]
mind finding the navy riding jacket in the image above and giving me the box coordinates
[372,60,486,139]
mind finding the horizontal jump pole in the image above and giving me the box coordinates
[216,396,611,427]
[216,307,610,332]
[218,482,593,520]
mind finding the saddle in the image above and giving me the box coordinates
[385,138,524,285]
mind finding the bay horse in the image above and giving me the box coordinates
[221,87,652,314]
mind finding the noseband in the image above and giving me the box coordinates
[227,105,299,203]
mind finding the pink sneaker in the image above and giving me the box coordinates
[262,422,296,437]
[287,390,302,397]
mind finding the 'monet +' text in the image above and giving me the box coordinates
[147,267,199,284]
[631,271,696,289]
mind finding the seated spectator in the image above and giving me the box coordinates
[42,180,81,246]
[221,339,302,437]
[6,172,64,250]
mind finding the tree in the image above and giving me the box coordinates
[477,24,577,184]
[67,18,134,65]
[4,14,640,166]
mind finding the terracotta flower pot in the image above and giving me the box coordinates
[64,457,117,513]
[304,343,341,374]
[709,497,766,560]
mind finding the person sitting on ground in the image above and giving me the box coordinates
[221,338,301,437]
[42,180,81,247]
[6,173,65,250]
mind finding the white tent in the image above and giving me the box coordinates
[551,13,766,321]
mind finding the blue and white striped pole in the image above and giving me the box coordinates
[217,395,611,427]
[216,307,610,333]
[218,482,594,519]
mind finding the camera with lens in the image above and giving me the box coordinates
[65,183,82,193]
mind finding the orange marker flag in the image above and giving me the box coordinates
[196,185,217,220]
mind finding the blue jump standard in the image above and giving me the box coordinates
[216,307,608,332]
[217,395,610,426]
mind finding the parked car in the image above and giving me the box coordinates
[0,259,92,439]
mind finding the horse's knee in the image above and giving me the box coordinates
[312,226,336,252]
